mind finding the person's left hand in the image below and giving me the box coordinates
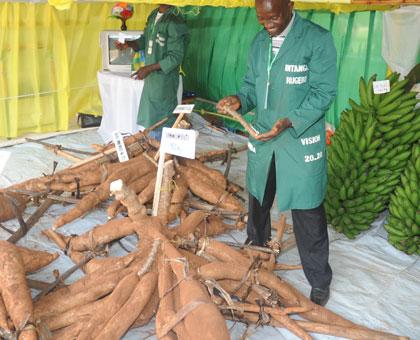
[255,118,292,142]
[133,65,154,80]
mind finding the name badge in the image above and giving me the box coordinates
[248,141,256,153]
[147,40,153,55]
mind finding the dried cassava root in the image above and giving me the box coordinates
[1,135,408,340]
[0,241,37,340]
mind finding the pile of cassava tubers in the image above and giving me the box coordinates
[0,130,409,339]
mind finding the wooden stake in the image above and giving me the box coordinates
[153,112,186,162]
[152,111,189,215]
[152,150,167,216]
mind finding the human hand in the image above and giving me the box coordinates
[216,95,241,114]
[114,41,128,50]
[133,65,153,80]
[255,118,292,142]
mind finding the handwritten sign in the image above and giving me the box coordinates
[112,131,129,162]
[161,128,196,159]
[373,80,390,94]
[173,104,195,114]
[0,150,11,174]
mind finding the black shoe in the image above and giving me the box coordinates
[310,287,330,306]
[244,237,253,245]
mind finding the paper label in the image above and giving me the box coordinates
[0,150,11,174]
[161,128,196,159]
[118,33,126,44]
[173,104,195,114]
[112,131,129,162]
[373,80,390,94]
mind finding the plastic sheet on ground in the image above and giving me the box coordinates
[0,114,418,340]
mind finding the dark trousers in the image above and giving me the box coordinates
[247,156,332,289]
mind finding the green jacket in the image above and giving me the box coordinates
[136,7,189,127]
[237,13,337,211]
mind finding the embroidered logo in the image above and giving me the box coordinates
[284,64,308,72]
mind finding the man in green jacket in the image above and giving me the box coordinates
[217,0,337,306]
[122,5,189,138]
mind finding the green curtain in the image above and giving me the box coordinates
[183,7,387,127]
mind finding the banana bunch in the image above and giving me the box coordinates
[325,72,419,239]
[385,143,420,255]
[350,73,420,145]
[325,110,388,238]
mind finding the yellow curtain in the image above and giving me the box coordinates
[0,3,69,137]
[0,1,398,138]
[48,0,398,12]
[62,3,154,121]
[0,2,154,138]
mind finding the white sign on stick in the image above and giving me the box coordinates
[373,80,390,94]
[0,150,11,174]
[173,104,195,114]
[161,128,196,159]
[112,131,129,162]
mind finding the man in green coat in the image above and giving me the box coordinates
[124,5,189,138]
[217,0,337,306]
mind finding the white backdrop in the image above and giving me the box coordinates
[382,6,420,76]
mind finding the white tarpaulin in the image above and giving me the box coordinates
[382,6,420,76]
[0,114,419,339]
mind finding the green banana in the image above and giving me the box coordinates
[398,98,419,109]
[385,224,406,237]
[398,91,417,102]
[399,131,416,145]
[349,98,371,114]
[359,77,370,109]
[377,110,409,124]
[366,74,376,108]
[395,110,416,125]
[377,89,405,110]
[367,138,384,151]
[390,77,410,92]
[377,124,394,134]
[377,98,403,116]
[383,128,401,141]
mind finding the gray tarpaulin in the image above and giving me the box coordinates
[0,114,418,339]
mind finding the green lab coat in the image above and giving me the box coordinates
[136,8,189,127]
[237,13,337,211]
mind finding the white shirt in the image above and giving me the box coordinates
[154,11,164,24]
[272,12,295,56]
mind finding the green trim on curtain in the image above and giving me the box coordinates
[183,8,387,127]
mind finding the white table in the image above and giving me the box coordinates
[97,71,183,143]
[97,71,144,143]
